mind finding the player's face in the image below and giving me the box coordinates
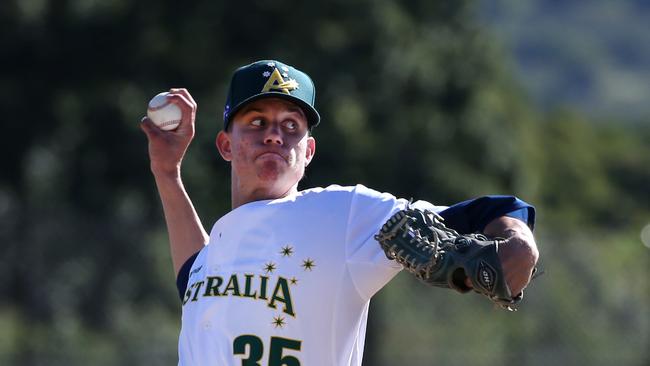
[216,98,316,202]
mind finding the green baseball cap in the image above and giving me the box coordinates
[223,60,321,131]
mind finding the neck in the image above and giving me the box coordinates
[230,175,299,209]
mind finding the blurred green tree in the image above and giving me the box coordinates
[0,0,647,365]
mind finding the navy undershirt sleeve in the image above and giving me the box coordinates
[438,195,535,234]
[505,208,529,225]
[176,251,200,301]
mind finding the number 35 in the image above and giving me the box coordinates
[234,335,302,366]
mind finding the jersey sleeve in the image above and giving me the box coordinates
[343,185,409,300]
[438,195,536,234]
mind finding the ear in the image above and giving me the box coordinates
[304,136,316,166]
[216,130,232,161]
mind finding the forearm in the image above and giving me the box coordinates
[483,216,539,295]
[153,169,209,276]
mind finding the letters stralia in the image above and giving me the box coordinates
[183,273,296,317]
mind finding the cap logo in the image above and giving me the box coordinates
[261,68,299,94]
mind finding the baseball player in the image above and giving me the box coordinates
[140,60,539,365]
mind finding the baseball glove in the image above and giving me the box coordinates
[375,206,523,310]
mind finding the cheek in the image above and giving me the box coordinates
[228,143,254,172]
[231,138,253,159]
[290,143,308,166]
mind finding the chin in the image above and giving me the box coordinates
[256,169,303,196]
[256,161,283,182]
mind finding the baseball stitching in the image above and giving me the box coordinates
[148,101,172,112]
[158,120,181,127]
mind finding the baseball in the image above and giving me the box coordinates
[147,92,182,131]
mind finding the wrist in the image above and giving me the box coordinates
[151,164,182,185]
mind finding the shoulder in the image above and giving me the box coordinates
[298,184,448,213]
[299,184,396,199]
[297,184,356,196]
[297,184,405,207]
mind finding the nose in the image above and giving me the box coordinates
[263,125,283,145]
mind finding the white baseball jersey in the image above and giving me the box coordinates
[178,184,441,366]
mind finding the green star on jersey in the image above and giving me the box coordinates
[272,315,286,328]
[263,262,277,274]
[280,245,294,257]
[301,258,316,271]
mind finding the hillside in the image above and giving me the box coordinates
[479,0,650,121]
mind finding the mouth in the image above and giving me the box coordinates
[256,151,288,162]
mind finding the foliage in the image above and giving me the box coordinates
[0,0,648,365]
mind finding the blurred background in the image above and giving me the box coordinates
[1,0,648,365]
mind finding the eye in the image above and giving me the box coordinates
[251,118,264,127]
[284,120,298,131]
